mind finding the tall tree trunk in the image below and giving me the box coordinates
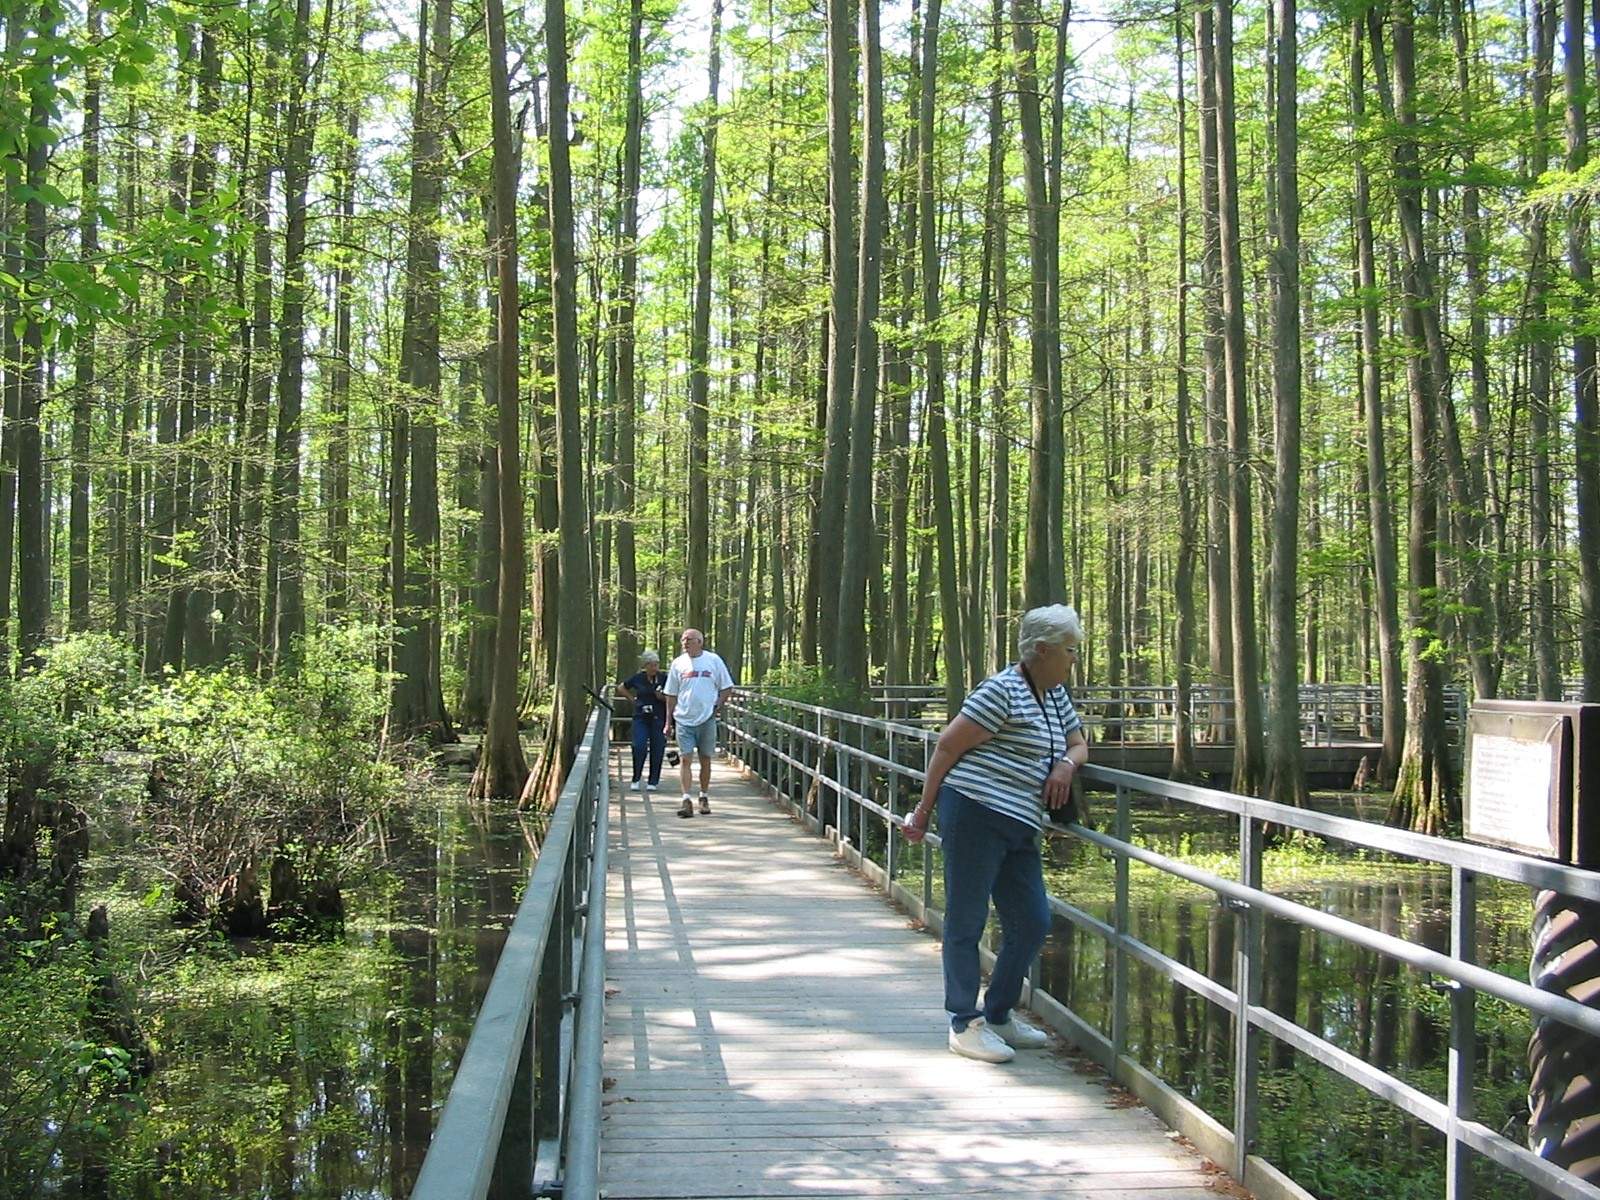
[1194,5,1233,740]
[468,0,530,799]
[16,0,54,669]
[326,93,357,616]
[1213,0,1264,793]
[266,0,314,669]
[1172,10,1198,782]
[239,43,277,670]
[1015,0,1055,608]
[614,0,644,674]
[837,0,885,693]
[686,0,721,630]
[1530,0,1561,698]
[987,0,1012,673]
[1566,0,1600,698]
[70,0,101,633]
[391,0,457,742]
[921,0,963,705]
[522,0,596,809]
[1351,18,1405,786]
[1265,0,1306,807]
[1370,4,1456,831]
[818,0,858,667]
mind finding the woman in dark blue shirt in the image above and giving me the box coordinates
[620,650,668,790]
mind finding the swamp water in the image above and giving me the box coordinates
[67,773,1547,1200]
[1030,800,1542,1199]
[65,766,534,1199]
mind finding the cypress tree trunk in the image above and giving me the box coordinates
[1194,5,1233,742]
[921,0,962,707]
[266,0,314,669]
[836,0,885,694]
[522,0,596,809]
[469,0,529,800]
[987,0,1011,674]
[1264,0,1306,807]
[1172,11,1197,783]
[326,93,357,616]
[1213,0,1264,794]
[1014,0,1054,609]
[391,0,457,742]
[70,0,101,633]
[15,0,51,670]
[818,0,858,668]
[614,0,644,674]
[1530,0,1561,699]
[686,0,721,630]
[1565,0,1600,699]
[1369,4,1456,832]
[1350,18,1404,786]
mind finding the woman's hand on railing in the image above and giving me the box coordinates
[903,804,932,843]
[1043,759,1078,812]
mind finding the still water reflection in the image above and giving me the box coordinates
[126,772,537,1200]
[1031,804,1539,1196]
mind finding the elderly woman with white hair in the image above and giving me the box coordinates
[619,650,668,792]
[904,604,1088,1063]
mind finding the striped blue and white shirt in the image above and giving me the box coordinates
[944,666,1083,830]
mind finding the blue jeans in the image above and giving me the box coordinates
[938,783,1051,1031]
[631,717,665,784]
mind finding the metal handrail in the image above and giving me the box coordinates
[412,708,610,1200]
[722,691,1600,1200]
[869,681,1469,747]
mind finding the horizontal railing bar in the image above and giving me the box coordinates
[1250,1008,1600,1200]
[1048,895,1239,1014]
[1249,1006,1447,1129]
[563,727,611,1200]
[1081,763,1600,901]
[411,709,603,1200]
[1067,820,1600,1039]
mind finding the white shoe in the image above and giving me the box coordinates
[630,780,643,792]
[988,1015,1049,1048]
[948,1019,1015,1063]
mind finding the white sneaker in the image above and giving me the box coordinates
[948,1019,1015,1063]
[630,780,643,792]
[988,1015,1049,1049]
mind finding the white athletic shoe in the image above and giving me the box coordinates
[630,780,643,792]
[988,1015,1050,1049]
[948,1019,1015,1063]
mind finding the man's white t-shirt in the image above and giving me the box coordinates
[665,650,734,727]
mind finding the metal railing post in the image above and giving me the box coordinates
[1112,785,1131,1061]
[886,727,898,882]
[922,735,934,915]
[1447,866,1478,1200]
[1233,813,1263,1183]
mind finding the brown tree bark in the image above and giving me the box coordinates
[836,0,885,694]
[686,0,721,631]
[1350,18,1404,786]
[1213,0,1264,793]
[521,0,597,810]
[468,0,530,800]
[1265,0,1306,807]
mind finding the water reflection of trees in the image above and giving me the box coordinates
[1036,843,1535,1197]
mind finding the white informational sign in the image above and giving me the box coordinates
[1465,732,1557,857]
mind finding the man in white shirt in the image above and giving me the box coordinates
[663,627,734,819]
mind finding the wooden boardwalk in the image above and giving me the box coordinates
[601,759,1236,1200]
